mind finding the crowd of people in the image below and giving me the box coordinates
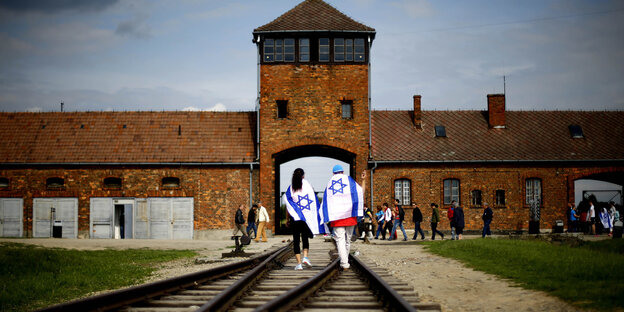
[566,199,623,236]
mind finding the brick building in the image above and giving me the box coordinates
[0,0,622,239]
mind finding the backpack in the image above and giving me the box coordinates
[448,207,454,219]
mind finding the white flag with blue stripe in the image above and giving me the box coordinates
[283,179,328,234]
[321,173,364,223]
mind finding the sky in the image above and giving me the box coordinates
[1,0,623,113]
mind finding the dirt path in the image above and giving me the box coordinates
[354,238,582,312]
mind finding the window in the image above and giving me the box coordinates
[341,100,353,119]
[299,38,309,62]
[274,39,283,61]
[471,190,482,206]
[435,125,446,137]
[104,177,122,189]
[319,38,329,62]
[569,125,584,138]
[354,38,365,62]
[394,179,411,205]
[284,38,295,62]
[495,190,506,206]
[263,39,274,62]
[443,179,460,205]
[162,177,180,188]
[47,177,65,189]
[0,177,8,188]
[525,178,542,206]
[277,100,288,119]
[334,38,355,62]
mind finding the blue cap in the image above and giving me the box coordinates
[332,165,344,173]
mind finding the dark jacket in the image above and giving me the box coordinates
[412,207,423,223]
[248,209,256,224]
[452,207,465,228]
[482,207,493,221]
[398,206,405,222]
[235,208,245,224]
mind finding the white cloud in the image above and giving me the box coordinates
[182,103,226,112]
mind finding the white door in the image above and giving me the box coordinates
[33,198,78,238]
[149,198,171,239]
[172,198,194,239]
[0,198,23,237]
[90,198,113,239]
[134,199,149,239]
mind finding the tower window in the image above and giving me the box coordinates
[335,38,357,62]
[299,38,309,62]
[274,39,283,61]
[277,100,288,119]
[354,38,365,62]
[284,38,295,62]
[264,39,274,62]
[341,100,353,119]
[319,38,329,62]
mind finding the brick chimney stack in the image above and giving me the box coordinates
[413,95,422,129]
[487,94,506,129]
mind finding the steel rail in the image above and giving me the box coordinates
[253,257,341,312]
[196,243,293,312]
[36,246,282,312]
[349,254,417,312]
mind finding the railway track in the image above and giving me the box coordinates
[39,238,440,312]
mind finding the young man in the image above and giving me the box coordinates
[233,204,248,237]
[430,203,444,240]
[374,205,385,239]
[247,204,258,239]
[383,203,393,240]
[482,202,493,238]
[412,203,425,240]
[389,198,408,241]
[448,200,457,240]
[255,200,269,242]
[321,165,366,270]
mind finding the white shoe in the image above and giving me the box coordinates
[294,264,303,270]
[302,257,312,267]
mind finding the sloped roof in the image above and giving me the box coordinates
[0,112,256,164]
[372,110,624,162]
[254,0,375,33]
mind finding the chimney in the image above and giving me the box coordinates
[487,94,505,128]
[413,95,422,129]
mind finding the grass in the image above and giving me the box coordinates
[0,242,196,312]
[423,238,624,311]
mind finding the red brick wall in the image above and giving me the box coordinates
[0,166,256,237]
[372,163,624,232]
[259,64,370,232]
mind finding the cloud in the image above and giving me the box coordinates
[115,14,152,39]
[0,0,118,13]
[391,0,434,18]
[182,103,227,112]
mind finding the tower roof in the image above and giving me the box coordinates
[253,0,375,34]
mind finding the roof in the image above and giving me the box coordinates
[254,0,375,33]
[0,112,256,164]
[372,110,624,162]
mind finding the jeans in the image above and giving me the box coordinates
[390,219,408,240]
[413,221,425,239]
[450,225,456,240]
[431,222,444,240]
[246,222,257,239]
[482,219,491,237]
[333,225,355,269]
[375,220,385,238]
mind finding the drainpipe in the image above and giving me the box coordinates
[367,35,372,159]
[255,35,261,161]
[370,160,377,210]
[249,163,254,208]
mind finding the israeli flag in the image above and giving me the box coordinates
[283,179,328,234]
[321,173,364,223]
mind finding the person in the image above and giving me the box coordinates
[233,204,248,237]
[361,204,375,241]
[609,201,617,236]
[247,204,258,239]
[412,202,425,240]
[579,204,588,234]
[599,205,612,236]
[255,200,269,242]
[321,165,366,271]
[389,199,408,241]
[374,205,385,239]
[482,202,493,238]
[448,200,456,240]
[430,203,444,240]
[452,203,465,240]
[283,168,327,270]
[383,202,393,239]
[567,203,577,233]
[589,200,596,235]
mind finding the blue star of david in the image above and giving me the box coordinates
[329,178,347,195]
[297,194,313,211]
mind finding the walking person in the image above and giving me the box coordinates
[247,204,258,239]
[589,200,596,236]
[374,205,385,239]
[232,204,248,237]
[389,198,408,241]
[383,203,393,239]
[448,201,457,240]
[453,203,465,240]
[412,202,425,240]
[567,203,577,233]
[255,200,270,242]
[430,203,444,240]
[361,204,375,241]
[283,168,327,270]
[482,202,493,238]
[321,165,366,271]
